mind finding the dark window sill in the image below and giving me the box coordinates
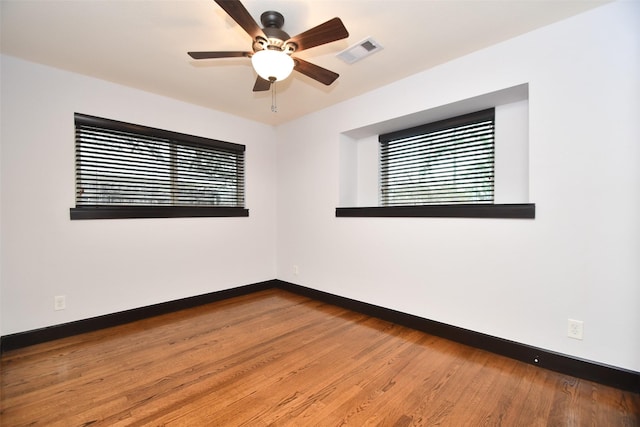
[70,206,249,220]
[335,204,535,219]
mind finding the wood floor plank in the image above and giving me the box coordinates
[1,289,638,426]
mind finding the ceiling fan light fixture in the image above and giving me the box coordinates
[251,49,294,82]
[188,2,349,91]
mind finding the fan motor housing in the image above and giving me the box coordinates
[254,11,295,53]
[263,27,290,45]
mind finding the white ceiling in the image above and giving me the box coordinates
[0,0,610,126]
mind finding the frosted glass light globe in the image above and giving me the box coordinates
[251,49,294,82]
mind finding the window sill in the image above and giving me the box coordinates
[335,204,535,219]
[70,206,249,220]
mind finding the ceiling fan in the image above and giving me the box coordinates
[188,0,349,92]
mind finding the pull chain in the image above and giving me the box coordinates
[271,80,278,113]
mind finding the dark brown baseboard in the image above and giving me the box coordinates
[0,280,276,353]
[1,279,638,394]
[276,281,639,394]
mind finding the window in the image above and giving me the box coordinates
[379,109,495,206]
[336,85,534,218]
[70,113,248,219]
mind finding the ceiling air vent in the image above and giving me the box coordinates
[336,37,383,64]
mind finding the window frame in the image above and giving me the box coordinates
[335,106,535,219]
[70,113,249,220]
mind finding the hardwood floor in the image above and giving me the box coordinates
[1,289,638,426]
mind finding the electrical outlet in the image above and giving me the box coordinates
[54,295,66,311]
[293,265,299,276]
[567,319,583,340]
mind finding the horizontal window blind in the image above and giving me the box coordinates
[74,113,245,208]
[379,109,494,206]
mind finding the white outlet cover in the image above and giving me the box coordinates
[54,295,66,311]
[567,319,584,340]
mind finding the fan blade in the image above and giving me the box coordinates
[293,57,339,86]
[253,76,271,92]
[214,0,266,41]
[188,51,250,59]
[286,17,349,52]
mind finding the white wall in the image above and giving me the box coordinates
[276,1,640,371]
[0,55,277,335]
